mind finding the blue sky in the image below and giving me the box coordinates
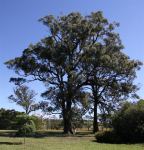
[0,0,144,111]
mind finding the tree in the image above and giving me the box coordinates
[98,113,112,131]
[5,11,142,134]
[71,107,85,130]
[9,85,38,114]
[16,114,36,136]
[85,45,141,133]
[81,14,142,133]
[5,12,92,133]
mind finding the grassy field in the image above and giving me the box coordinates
[0,130,144,150]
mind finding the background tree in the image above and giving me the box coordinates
[9,85,38,114]
[71,107,85,131]
[98,113,112,131]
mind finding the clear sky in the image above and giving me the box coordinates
[0,0,144,111]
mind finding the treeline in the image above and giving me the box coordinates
[0,108,24,130]
[0,108,61,130]
[0,108,93,131]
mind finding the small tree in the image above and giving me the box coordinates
[9,85,38,114]
[16,114,36,137]
[71,107,84,130]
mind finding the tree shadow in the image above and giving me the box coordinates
[91,139,144,145]
[0,142,23,145]
[34,130,94,138]
[0,131,16,137]
[0,130,94,138]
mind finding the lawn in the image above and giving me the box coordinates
[0,131,144,150]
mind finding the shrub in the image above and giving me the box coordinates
[16,115,36,137]
[17,120,36,136]
[95,130,121,143]
[30,115,44,130]
[96,100,144,143]
[112,100,144,143]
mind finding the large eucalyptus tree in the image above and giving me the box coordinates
[6,12,91,133]
[5,11,142,133]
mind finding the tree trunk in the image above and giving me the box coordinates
[93,100,98,133]
[63,100,73,134]
[63,115,69,133]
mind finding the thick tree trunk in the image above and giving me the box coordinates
[63,115,69,133]
[93,100,98,133]
[63,100,73,134]
[63,108,68,133]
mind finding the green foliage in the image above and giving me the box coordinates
[8,85,38,114]
[31,116,44,130]
[17,121,36,136]
[98,113,112,129]
[71,107,84,129]
[112,100,144,142]
[0,108,24,130]
[16,115,36,136]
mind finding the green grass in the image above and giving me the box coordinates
[0,130,143,150]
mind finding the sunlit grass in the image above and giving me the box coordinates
[0,130,143,150]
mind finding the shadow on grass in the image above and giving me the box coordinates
[34,130,94,138]
[0,131,16,137]
[0,130,94,138]
[92,139,144,145]
[0,142,23,145]
[35,130,64,138]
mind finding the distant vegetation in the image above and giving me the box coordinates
[0,108,93,134]
[0,108,24,130]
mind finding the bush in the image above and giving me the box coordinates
[16,115,36,137]
[96,100,144,143]
[17,120,36,136]
[95,130,121,143]
[30,115,44,130]
[112,100,144,143]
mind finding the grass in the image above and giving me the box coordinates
[0,130,143,150]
